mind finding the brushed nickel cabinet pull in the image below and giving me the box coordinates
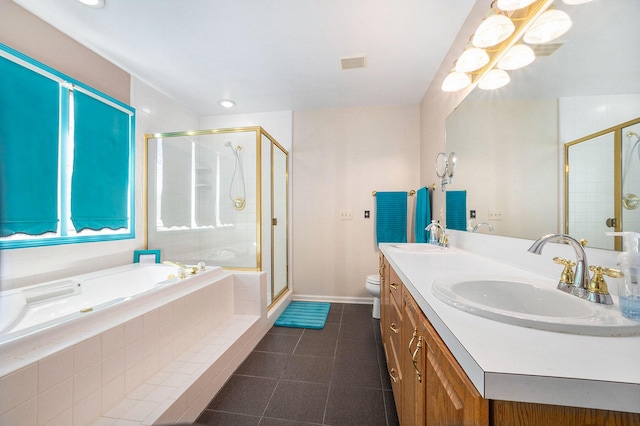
[390,323,399,334]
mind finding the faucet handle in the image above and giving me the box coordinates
[586,265,624,305]
[553,257,576,288]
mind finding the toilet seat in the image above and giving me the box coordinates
[366,274,380,285]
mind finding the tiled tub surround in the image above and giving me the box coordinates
[380,231,640,414]
[0,268,269,425]
[0,264,214,347]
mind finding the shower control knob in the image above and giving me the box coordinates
[605,217,617,228]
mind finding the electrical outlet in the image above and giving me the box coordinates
[339,210,353,220]
[489,209,503,221]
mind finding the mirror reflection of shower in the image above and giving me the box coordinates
[623,131,640,210]
[225,141,247,211]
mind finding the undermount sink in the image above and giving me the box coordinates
[431,276,640,336]
[391,243,456,252]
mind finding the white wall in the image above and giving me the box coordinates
[292,105,420,300]
[200,111,293,153]
[446,98,559,240]
[419,2,487,223]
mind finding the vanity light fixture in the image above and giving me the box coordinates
[440,0,589,93]
[497,43,535,70]
[496,0,537,11]
[478,68,510,90]
[472,11,515,48]
[441,69,472,92]
[455,45,490,73]
[77,0,106,8]
[562,0,594,4]
[523,8,572,44]
[218,99,236,109]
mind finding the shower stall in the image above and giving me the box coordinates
[144,127,289,307]
[565,117,640,250]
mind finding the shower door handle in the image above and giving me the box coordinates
[605,217,616,228]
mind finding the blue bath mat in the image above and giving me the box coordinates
[275,301,331,329]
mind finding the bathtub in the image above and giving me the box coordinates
[0,263,221,350]
[0,262,268,425]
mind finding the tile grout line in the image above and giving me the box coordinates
[321,303,343,426]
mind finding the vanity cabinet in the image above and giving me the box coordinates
[381,254,404,416]
[380,256,640,426]
[402,283,487,426]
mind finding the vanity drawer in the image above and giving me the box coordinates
[389,266,402,307]
[389,293,402,366]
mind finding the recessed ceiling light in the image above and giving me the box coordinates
[77,0,106,8]
[218,99,236,108]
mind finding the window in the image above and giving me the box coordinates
[0,44,135,249]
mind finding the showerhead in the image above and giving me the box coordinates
[626,131,639,140]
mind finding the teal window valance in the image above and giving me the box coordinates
[0,44,135,249]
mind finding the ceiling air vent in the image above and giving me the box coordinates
[530,43,564,57]
[340,54,367,70]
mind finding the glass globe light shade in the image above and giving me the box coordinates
[496,0,536,11]
[497,44,535,70]
[455,47,490,73]
[472,14,515,48]
[77,0,105,7]
[441,71,471,92]
[524,9,572,44]
[478,69,511,90]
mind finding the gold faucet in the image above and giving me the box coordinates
[586,265,623,305]
[553,257,576,292]
[162,260,198,276]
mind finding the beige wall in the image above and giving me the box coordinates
[0,0,130,104]
[419,1,488,222]
[292,105,420,300]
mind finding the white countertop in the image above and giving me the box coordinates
[380,235,640,414]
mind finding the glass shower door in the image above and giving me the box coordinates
[566,131,615,250]
[272,143,288,302]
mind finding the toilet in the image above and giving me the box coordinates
[365,274,381,319]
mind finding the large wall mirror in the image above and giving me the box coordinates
[446,0,640,250]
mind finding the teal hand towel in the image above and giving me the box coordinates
[446,190,467,231]
[376,191,408,245]
[414,186,432,243]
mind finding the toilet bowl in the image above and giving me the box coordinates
[365,274,381,319]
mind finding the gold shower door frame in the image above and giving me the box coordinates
[143,126,289,308]
[564,117,640,251]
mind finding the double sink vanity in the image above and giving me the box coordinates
[379,232,640,425]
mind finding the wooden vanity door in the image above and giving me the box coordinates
[424,319,488,426]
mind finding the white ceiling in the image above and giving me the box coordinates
[12,0,476,115]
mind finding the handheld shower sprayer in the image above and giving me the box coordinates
[622,130,640,210]
[225,141,246,211]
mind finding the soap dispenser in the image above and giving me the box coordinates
[606,231,640,321]
[428,220,438,245]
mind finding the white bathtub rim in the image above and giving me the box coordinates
[0,265,230,374]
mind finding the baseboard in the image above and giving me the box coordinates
[292,294,373,305]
